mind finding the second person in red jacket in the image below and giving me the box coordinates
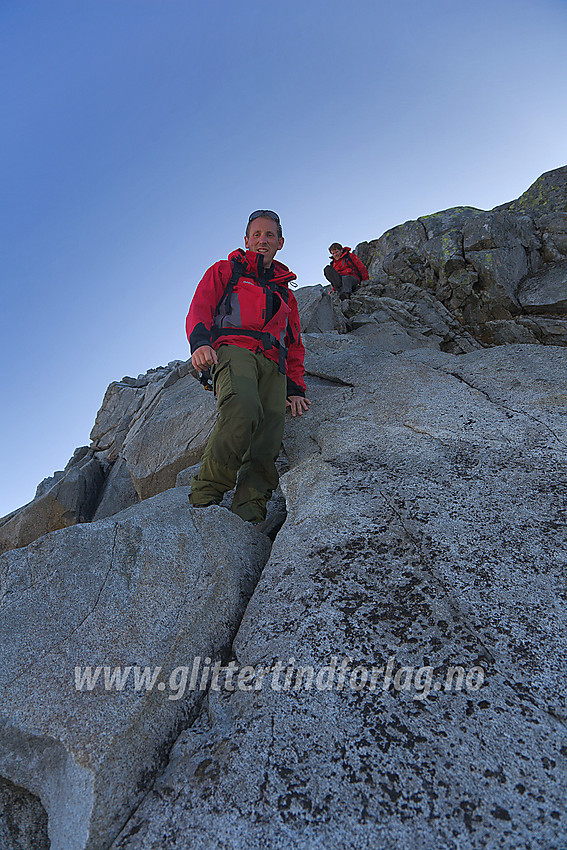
[324,243,369,300]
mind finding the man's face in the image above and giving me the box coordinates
[245,216,284,267]
[330,247,342,260]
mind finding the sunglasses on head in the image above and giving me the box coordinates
[248,209,280,225]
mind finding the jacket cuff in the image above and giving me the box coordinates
[286,378,305,398]
[189,322,212,354]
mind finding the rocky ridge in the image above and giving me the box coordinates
[354,165,567,348]
[1,167,566,849]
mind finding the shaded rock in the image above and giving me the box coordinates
[174,462,202,488]
[524,315,567,345]
[366,219,428,287]
[64,446,92,469]
[422,228,469,302]
[418,205,486,239]
[294,284,337,333]
[462,210,538,252]
[0,487,271,850]
[34,471,65,500]
[89,364,194,464]
[346,282,479,354]
[0,778,49,850]
[0,451,105,555]
[462,211,540,309]
[479,319,540,345]
[538,212,567,262]
[349,320,431,352]
[92,457,140,521]
[464,246,525,311]
[517,262,567,313]
[90,382,147,463]
[111,340,567,850]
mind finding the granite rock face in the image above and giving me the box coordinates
[501,165,567,215]
[110,340,567,850]
[0,488,270,850]
[92,457,140,521]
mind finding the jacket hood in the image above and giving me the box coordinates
[228,248,297,288]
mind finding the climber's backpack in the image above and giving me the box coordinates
[191,256,293,390]
[345,251,363,281]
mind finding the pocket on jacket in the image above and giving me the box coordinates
[231,280,267,331]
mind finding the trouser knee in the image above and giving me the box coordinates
[324,265,342,289]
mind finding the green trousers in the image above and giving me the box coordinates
[190,345,286,522]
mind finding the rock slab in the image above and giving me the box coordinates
[111,341,567,850]
[0,488,271,850]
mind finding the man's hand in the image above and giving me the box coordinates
[286,396,311,417]
[192,345,218,371]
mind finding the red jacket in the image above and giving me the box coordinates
[331,247,369,282]
[186,249,306,397]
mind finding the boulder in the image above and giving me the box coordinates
[538,212,567,262]
[367,219,428,288]
[111,340,567,850]
[478,319,540,345]
[517,262,567,313]
[524,315,567,345]
[418,205,486,238]
[174,462,201,488]
[0,487,271,850]
[89,364,191,464]
[34,471,65,500]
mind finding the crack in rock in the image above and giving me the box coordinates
[305,370,355,387]
[448,371,567,447]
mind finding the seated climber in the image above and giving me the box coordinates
[186,210,310,524]
[323,243,369,300]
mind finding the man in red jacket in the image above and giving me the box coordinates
[324,242,369,300]
[186,210,310,523]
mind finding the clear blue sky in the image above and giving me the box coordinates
[2,0,567,517]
